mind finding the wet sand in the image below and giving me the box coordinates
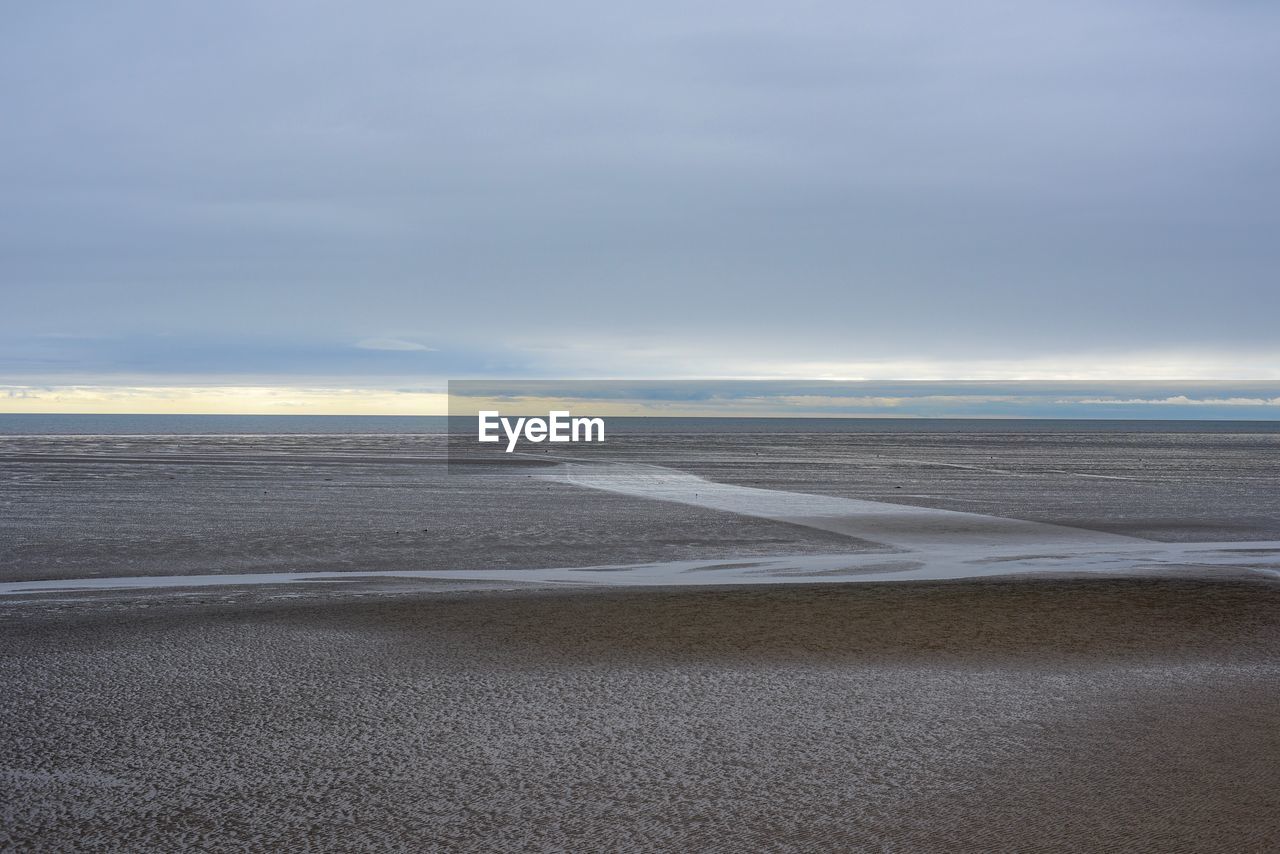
[3,578,1278,852]
[2,430,1278,851]
[5,429,1280,585]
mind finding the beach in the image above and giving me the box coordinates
[3,579,1278,851]
[2,423,1278,851]
[8,1,1280,847]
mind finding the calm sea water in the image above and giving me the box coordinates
[1,413,1278,435]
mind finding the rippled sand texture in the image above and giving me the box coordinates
[2,430,1278,851]
[3,580,1278,852]
[0,434,866,583]
[4,430,1279,586]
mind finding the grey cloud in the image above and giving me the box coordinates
[2,1,1278,381]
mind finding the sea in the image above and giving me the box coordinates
[2,413,1279,435]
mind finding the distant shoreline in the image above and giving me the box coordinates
[3,412,1280,436]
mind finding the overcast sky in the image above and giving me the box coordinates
[3,1,1278,411]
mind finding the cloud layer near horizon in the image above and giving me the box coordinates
[6,379,1280,418]
[3,1,1278,405]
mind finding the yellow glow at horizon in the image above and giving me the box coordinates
[2,388,920,417]
[0,386,450,415]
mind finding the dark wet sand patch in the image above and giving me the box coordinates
[2,577,1277,852]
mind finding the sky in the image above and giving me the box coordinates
[2,1,1278,414]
